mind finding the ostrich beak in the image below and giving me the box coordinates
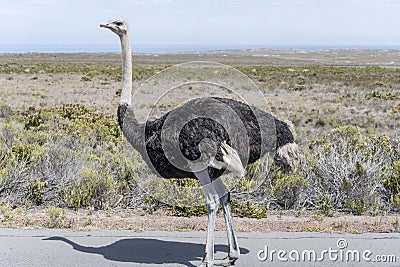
[100,23,111,29]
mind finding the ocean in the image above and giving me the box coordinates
[0,44,399,54]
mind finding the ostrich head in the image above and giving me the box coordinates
[100,18,128,36]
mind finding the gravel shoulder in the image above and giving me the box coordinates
[1,207,399,233]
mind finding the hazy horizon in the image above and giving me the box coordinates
[1,43,400,54]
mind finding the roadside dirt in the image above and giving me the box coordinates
[1,207,399,233]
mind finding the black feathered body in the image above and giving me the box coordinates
[118,97,294,179]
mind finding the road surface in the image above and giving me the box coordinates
[0,229,399,266]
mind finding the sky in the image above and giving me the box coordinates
[0,0,399,48]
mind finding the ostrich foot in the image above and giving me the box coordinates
[214,256,238,266]
[199,256,237,266]
[199,261,214,267]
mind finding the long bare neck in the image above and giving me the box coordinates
[119,32,132,105]
[117,30,146,154]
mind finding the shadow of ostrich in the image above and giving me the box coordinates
[43,236,249,267]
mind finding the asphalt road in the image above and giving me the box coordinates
[0,229,399,267]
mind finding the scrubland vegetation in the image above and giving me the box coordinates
[0,58,399,230]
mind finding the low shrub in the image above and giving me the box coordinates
[0,104,124,207]
[1,101,399,218]
[231,200,268,219]
[383,161,400,209]
[0,104,11,118]
[62,169,119,210]
[11,145,33,163]
[45,207,67,228]
[27,178,48,205]
[139,177,206,216]
[317,194,334,216]
[271,171,308,209]
[171,204,207,217]
[302,126,398,212]
[24,111,44,130]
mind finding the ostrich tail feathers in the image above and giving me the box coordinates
[275,142,299,173]
[283,119,297,139]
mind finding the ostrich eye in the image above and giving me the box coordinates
[114,21,123,26]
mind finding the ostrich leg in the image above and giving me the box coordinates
[213,179,239,266]
[196,168,219,267]
[197,169,239,267]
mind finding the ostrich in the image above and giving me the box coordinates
[100,18,298,267]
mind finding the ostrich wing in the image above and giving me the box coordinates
[210,141,246,177]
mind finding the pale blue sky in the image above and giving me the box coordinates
[1,0,399,47]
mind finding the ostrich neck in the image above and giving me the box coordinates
[119,33,132,105]
[117,31,146,155]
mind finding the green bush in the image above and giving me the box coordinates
[140,177,207,216]
[317,194,334,216]
[45,207,67,228]
[383,161,400,209]
[1,100,399,217]
[167,178,208,217]
[24,112,44,130]
[271,170,308,209]
[11,145,33,163]
[62,169,118,210]
[0,104,127,207]
[303,126,398,211]
[172,204,207,217]
[27,178,48,205]
[0,104,11,118]
[231,200,268,219]
[346,199,367,215]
